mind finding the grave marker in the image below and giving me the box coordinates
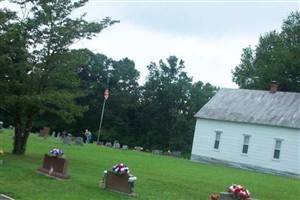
[75,137,84,145]
[152,149,163,155]
[36,154,70,179]
[63,136,72,145]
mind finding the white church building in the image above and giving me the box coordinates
[191,85,300,178]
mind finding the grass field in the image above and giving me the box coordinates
[0,129,299,200]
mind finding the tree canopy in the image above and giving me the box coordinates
[0,0,118,154]
[232,11,300,92]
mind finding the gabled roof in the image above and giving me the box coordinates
[195,88,300,129]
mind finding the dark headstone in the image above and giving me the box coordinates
[39,127,50,137]
[36,154,70,179]
[102,171,136,196]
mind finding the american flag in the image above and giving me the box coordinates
[104,89,109,100]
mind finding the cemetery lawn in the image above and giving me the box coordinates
[0,129,299,200]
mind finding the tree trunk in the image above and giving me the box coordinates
[13,124,29,155]
[12,115,33,155]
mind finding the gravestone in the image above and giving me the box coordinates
[105,142,112,147]
[36,154,70,179]
[101,171,137,196]
[75,137,84,145]
[122,145,128,150]
[171,151,182,158]
[113,141,120,149]
[63,136,72,145]
[152,149,163,155]
[134,146,143,151]
[39,127,50,137]
[51,131,56,137]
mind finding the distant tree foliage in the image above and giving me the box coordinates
[139,56,218,154]
[232,11,300,92]
[0,0,118,155]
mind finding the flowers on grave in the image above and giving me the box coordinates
[49,148,64,158]
[112,163,130,175]
[228,184,251,199]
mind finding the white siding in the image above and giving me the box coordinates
[191,118,300,176]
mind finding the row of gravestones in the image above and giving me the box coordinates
[63,136,85,145]
[152,149,182,158]
[61,136,181,158]
[104,142,128,150]
[36,154,138,197]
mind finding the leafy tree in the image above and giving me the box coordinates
[0,0,118,154]
[71,53,141,145]
[102,57,141,145]
[232,11,300,92]
[139,56,218,154]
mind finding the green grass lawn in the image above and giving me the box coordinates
[0,129,299,200]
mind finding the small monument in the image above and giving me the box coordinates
[63,135,72,145]
[152,149,162,155]
[100,163,137,196]
[113,141,120,149]
[105,142,112,147]
[75,137,84,145]
[36,149,70,179]
[39,127,50,138]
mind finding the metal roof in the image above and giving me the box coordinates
[195,88,300,129]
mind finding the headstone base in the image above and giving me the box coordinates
[36,168,70,179]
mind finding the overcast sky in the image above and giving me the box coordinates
[4,0,300,88]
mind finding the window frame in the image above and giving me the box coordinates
[213,131,222,150]
[273,138,283,160]
[242,134,251,154]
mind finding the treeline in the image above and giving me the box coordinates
[32,52,218,156]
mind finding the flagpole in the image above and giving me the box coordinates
[96,76,110,144]
[96,98,106,144]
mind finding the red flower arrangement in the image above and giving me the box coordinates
[112,163,130,175]
[228,184,251,199]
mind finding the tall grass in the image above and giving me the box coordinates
[0,129,299,200]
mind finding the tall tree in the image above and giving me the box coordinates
[0,0,118,154]
[139,56,218,154]
[102,57,141,145]
[232,11,300,92]
[140,56,193,152]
